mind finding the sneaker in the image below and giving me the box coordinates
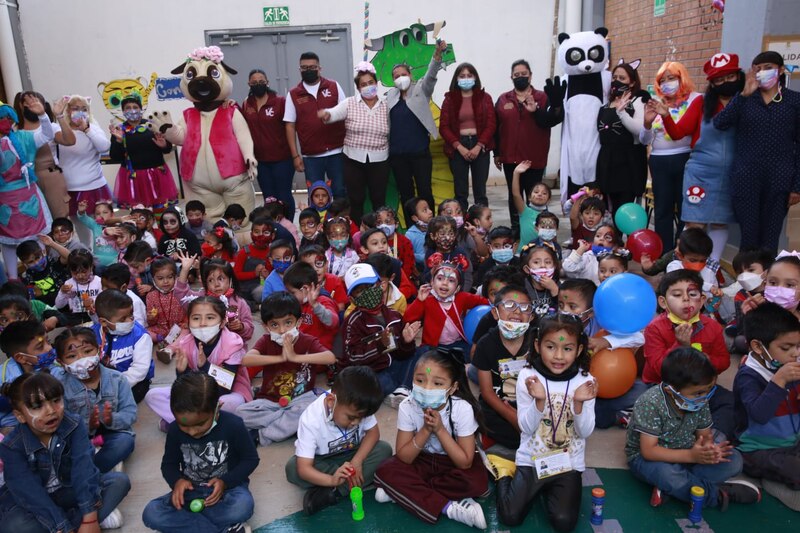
[99,508,123,529]
[650,487,670,507]
[385,387,410,408]
[615,409,632,428]
[718,480,761,511]
[486,454,516,480]
[226,524,252,533]
[446,498,487,529]
[303,486,341,515]
[375,487,395,503]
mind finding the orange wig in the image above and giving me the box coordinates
[654,61,695,101]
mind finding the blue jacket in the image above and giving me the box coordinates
[54,365,137,436]
[405,224,426,267]
[0,412,101,532]
[92,321,155,383]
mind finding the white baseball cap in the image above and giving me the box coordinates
[344,264,380,295]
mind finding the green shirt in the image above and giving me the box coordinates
[517,206,540,253]
[625,384,712,461]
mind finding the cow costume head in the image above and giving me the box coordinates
[171,46,237,105]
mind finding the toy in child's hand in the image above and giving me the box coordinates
[189,498,204,512]
[61,283,74,294]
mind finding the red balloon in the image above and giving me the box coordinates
[626,229,664,263]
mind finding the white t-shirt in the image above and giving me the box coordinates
[283,81,346,158]
[127,289,147,328]
[515,367,595,471]
[397,395,478,455]
[295,392,378,458]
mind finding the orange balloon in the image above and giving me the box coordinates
[589,348,637,399]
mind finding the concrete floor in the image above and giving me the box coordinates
[111,183,740,531]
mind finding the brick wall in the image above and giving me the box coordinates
[604,0,723,91]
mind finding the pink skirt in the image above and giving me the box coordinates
[114,165,179,209]
[67,185,113,217]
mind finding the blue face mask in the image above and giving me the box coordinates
[27,256,47,273]
[538,228,557,242]
[491,248,514,264]
[272,259,293,274]
[28,348,57,371]
[378,223,396,238]
[412,383,449,410]
[666,384,716,412]
[457,78,475,91]
[123,109,142,122]
[592,245,613,256]
[329,238,348,252]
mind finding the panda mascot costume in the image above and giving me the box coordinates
[556,27,611,207]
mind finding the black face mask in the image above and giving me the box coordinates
[250,84,268,97]
[513,76,530,91]
[23,109,40,122]
[301,70,319,84]
[610,79,629,97]
[713,80,743,97]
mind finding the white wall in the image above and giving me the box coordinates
[19,0,561,176]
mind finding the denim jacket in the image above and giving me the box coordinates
[0,412,101,532]
[54,365,137,435]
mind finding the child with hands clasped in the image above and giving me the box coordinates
[374,348,490,529]
[53,327,137,473]
[627,348,760,510]
[494,314,596,530]
[142,372,259,533]
[144,297,253,429]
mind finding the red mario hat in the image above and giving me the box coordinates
[703,53,740,80]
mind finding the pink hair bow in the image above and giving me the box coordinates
[776,250,800,260]
[355,61,376,74]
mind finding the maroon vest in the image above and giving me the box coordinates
[289,77,346,155]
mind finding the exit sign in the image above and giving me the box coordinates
[654,0,666,16]
[263,6,290,26]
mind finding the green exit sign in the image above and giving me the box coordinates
[263,6,290,26]
[654,0,666,16]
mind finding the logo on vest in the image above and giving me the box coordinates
[265,107,275,117]
[321,88,332,98]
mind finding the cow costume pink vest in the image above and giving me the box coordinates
[179,106,247,181]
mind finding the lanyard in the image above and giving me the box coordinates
[544,377,570,446]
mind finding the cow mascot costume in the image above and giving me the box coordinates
[149,46,256,230]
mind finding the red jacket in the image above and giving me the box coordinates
[289,78,346,155]
[643,312,730,384]
[439,88,496,158]
[233,244,271,282]
[242,93,292,162]
[404,292,489,347]
[494,88,551,167]
[298,295,340,350]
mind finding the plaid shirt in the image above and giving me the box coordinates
[328,94,389,162]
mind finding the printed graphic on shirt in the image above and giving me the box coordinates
[180,439,229,483]
[327,428,361,454]
[263,365,312,399]
[532,295,552,318]
[163,238,190,257]
[529,392,577,456]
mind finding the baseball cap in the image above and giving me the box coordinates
[703,53,740,80]
[344,264,380,295]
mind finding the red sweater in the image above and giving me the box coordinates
[643,312,730,384]
[662,96,724,149]
[233,244,271,282]
[439,88,496,158]
[145,290,186,340]
[289,78,346,155]
[243,93,292,162]
[298,295,339,350]
[404,292,489,347]
[323,273,348,309]
[388,233,416,279]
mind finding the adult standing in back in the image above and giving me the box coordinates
[243,68,296,220]
[440,63,496,210]
[284,52,347,199]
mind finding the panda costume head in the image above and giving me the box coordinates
[557,27,609,75]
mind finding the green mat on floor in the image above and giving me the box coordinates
[255,468,798,532]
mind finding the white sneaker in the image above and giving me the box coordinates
[99,508,123,529]
[112,461,124,473]
[375,487,395,503]
[385,387,410,409]
[446,498,486,529]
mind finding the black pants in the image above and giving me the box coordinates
[390,150,434,222]
[649,153,690,249]
[742,440,800,489]
[710,385,736,441]
[449,135,489,210]
[497,467,582,531]
[131,378,151,404]
[343,155,391,224]
[480,399,520,450]
[503,164,544,234]
[607,191,636,216]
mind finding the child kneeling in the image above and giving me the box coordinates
[143,372,259,533]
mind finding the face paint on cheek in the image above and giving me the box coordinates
[180,417,187,424]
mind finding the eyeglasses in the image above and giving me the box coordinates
[497,300,533,314]
[299,65,320,72]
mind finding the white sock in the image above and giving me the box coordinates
[708,226,729,261]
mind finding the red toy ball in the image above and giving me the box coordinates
[626,229,664,263]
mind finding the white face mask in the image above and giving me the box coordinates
[197,403,220,438]
[269,327,299,346]
[190,323,221,344]
[65,354,101,380]
[660,79,680,95]
[111,321,134,336]
[737,271,764,292]
[394,75,411,91]
[498,319,530,340]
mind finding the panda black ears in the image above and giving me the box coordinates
[558,33,570,44]
[594,27,609,38]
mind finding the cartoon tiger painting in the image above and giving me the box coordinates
[97,72,157,119]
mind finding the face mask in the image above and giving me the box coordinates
[272,260,293,274]
[251,233,272,247]
[26,348,56,371]
[65,354,100,380]
[301,70,319,84]
[250,84,268,97]
[23,108,40,122]
[394,75,411,91]
[611,79,629,97]
[764,285,800,310]
[70,110,88,122]
[0,118,13,136]
[513,76,530,91]
[197,404,220,438]
[457,78,475,91]
[190,323,221,344]
[435,235,456,251]
[378,223,396,237]
[531,267,555,279]
[756,68,779,90]
[592,245,613,256]
[666,384,716,412]
[714,80,742,97]
[758,343,784,371]
[416,221,428,230]
[453,216,464,228]
[360,85,378,99]
[475,227,487,236]
[201,243,217,257]
[559,307,593,323]
[660,79,680,96]
[353,284,384,309]
[329,238,348,252]
[123,109,142,122]
[737,271,764,292]
[681,260,706,272]
[270,327,299,346]
[498,319,530,340]
[95,216,108,226]
[189,218,203,227]
[412,383,449,410]
[110,321,134,336]
[27,256,47,273]
[492,248,514,264]
[538,228,557,241]
[667,310,701,326]
[155,284,173,294]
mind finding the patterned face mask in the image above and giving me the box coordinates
[352,284,384,309]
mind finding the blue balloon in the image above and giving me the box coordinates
[464,305,493,344]
[593,273,657,335]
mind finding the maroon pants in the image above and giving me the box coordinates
[374,452,489,524]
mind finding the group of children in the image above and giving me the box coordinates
[0,169,798,532]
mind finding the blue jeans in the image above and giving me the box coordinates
[628,448,743,507]
[94,431,135,473]
[376,351,423,396]
[0,472,130,533]
[303,153,345,198]
[142,483,254,533]
[257,159,296,222]
[594,380,649,429]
